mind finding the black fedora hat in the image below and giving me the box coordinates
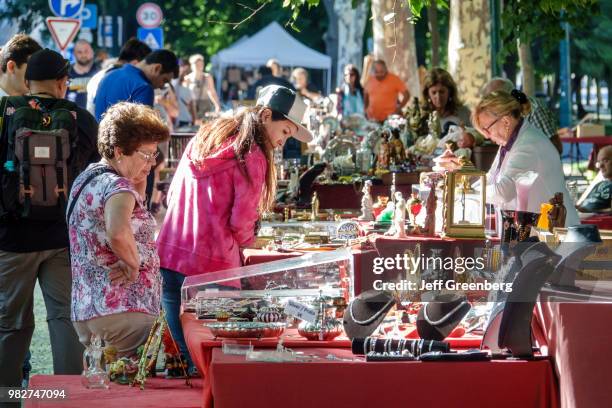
[417,293,471,341]
[343,290,395,339]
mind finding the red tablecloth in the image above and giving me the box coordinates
[181,312,482,408]
[313,183,413,209]
[536,293,612,408]
[24,375,201,408]
[560,136,612,145]
[181,313,351,408]
[242,248,302,265]
[210,347,558,408]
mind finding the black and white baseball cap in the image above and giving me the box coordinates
[256,85,313,142]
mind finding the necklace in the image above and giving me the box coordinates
[423,301,468,326]
[349,297,395,325]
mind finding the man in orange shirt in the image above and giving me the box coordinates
[364,60,410,122]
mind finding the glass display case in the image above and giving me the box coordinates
[442,162,486,238]
[181,248,354,317]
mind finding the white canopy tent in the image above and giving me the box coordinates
[211,21,332,98]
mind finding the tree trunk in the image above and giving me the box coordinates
[573,74,585,119]
[427,0,440,67]
[448,0,491,109]
[334,0,367,88]
[371,0,420,100]
[596,78,601,121]
[517,39,535,97]
[323,0,339,90]
[585,76,591,107]
[503,51,519,87]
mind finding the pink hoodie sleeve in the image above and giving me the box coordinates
[229,148,267,247]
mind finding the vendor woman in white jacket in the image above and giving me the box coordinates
[472,89,579,227]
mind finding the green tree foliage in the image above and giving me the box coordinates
[159,0,328,59]
[498,0,599,66]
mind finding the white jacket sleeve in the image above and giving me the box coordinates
[489,142,534,204]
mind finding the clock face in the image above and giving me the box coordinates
[336,221,359,240]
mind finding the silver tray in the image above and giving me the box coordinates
[206,322,287,339]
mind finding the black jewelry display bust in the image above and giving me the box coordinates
[416,293,471,341]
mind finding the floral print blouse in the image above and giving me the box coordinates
[68,162,160,322]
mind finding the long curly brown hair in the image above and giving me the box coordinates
[191,106,282,212]
[421,67,463,115]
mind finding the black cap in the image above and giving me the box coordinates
[25,48,70,81]
[256,85,313,142]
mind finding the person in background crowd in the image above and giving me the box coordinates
[68,39,99,109]
[86,38,151,115]
[249,66,295,100]
[266,59,295,90]
[266,58,281,77]
[0,33,42,389]
[0,34,41,97]
[364,59,410,122]
[156,85,313,374]
[422,67,472,134]
[94,49,178,121]
[483,77,563,154]
[336,64,364,117]
[472,89,579,227]
[185,54,221,118]
[0,48,99,390]
[68,103,168,358]
[173,58,196,128]
[576,145,612,214]
[95,49,177,214]
[291,67,321,101]
[95,49,109,66]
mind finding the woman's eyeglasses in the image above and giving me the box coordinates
[136,150,160,162]
[481,116,501,133]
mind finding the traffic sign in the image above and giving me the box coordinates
[80,4,97,29]
[46,17,81,51]
[49,0,84,19]
[137,27,163,50]
[136,3,163,28]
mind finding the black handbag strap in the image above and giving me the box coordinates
[66,166,115,224]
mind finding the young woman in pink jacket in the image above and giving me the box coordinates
[156,85,312,373]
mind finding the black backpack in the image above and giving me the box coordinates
[0,95,79,222]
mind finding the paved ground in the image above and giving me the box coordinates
[30,283,53,375]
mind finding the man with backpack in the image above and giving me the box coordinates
[0,48,99,389]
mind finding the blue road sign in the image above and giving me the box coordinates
[80,4,97,29]
[137,27,163,50]
[49,0,85,18]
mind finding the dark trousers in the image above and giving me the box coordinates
[160,268,194,371]
[0,249,84,390]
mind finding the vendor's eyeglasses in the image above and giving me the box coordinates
[481,116,501,133]
[136,149,160,162]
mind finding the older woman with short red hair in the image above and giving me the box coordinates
[67,102,169,357]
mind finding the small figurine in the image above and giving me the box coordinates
[547,192,567,233]
[407,192,423,234]
[428,110,442,139]
[390,130,406,164]
[311,192,320,221]
[423,173,444,236]
[358,180,374,221]
[386,191,407,238]
[377,131,391,170]
[390,173,397,204]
